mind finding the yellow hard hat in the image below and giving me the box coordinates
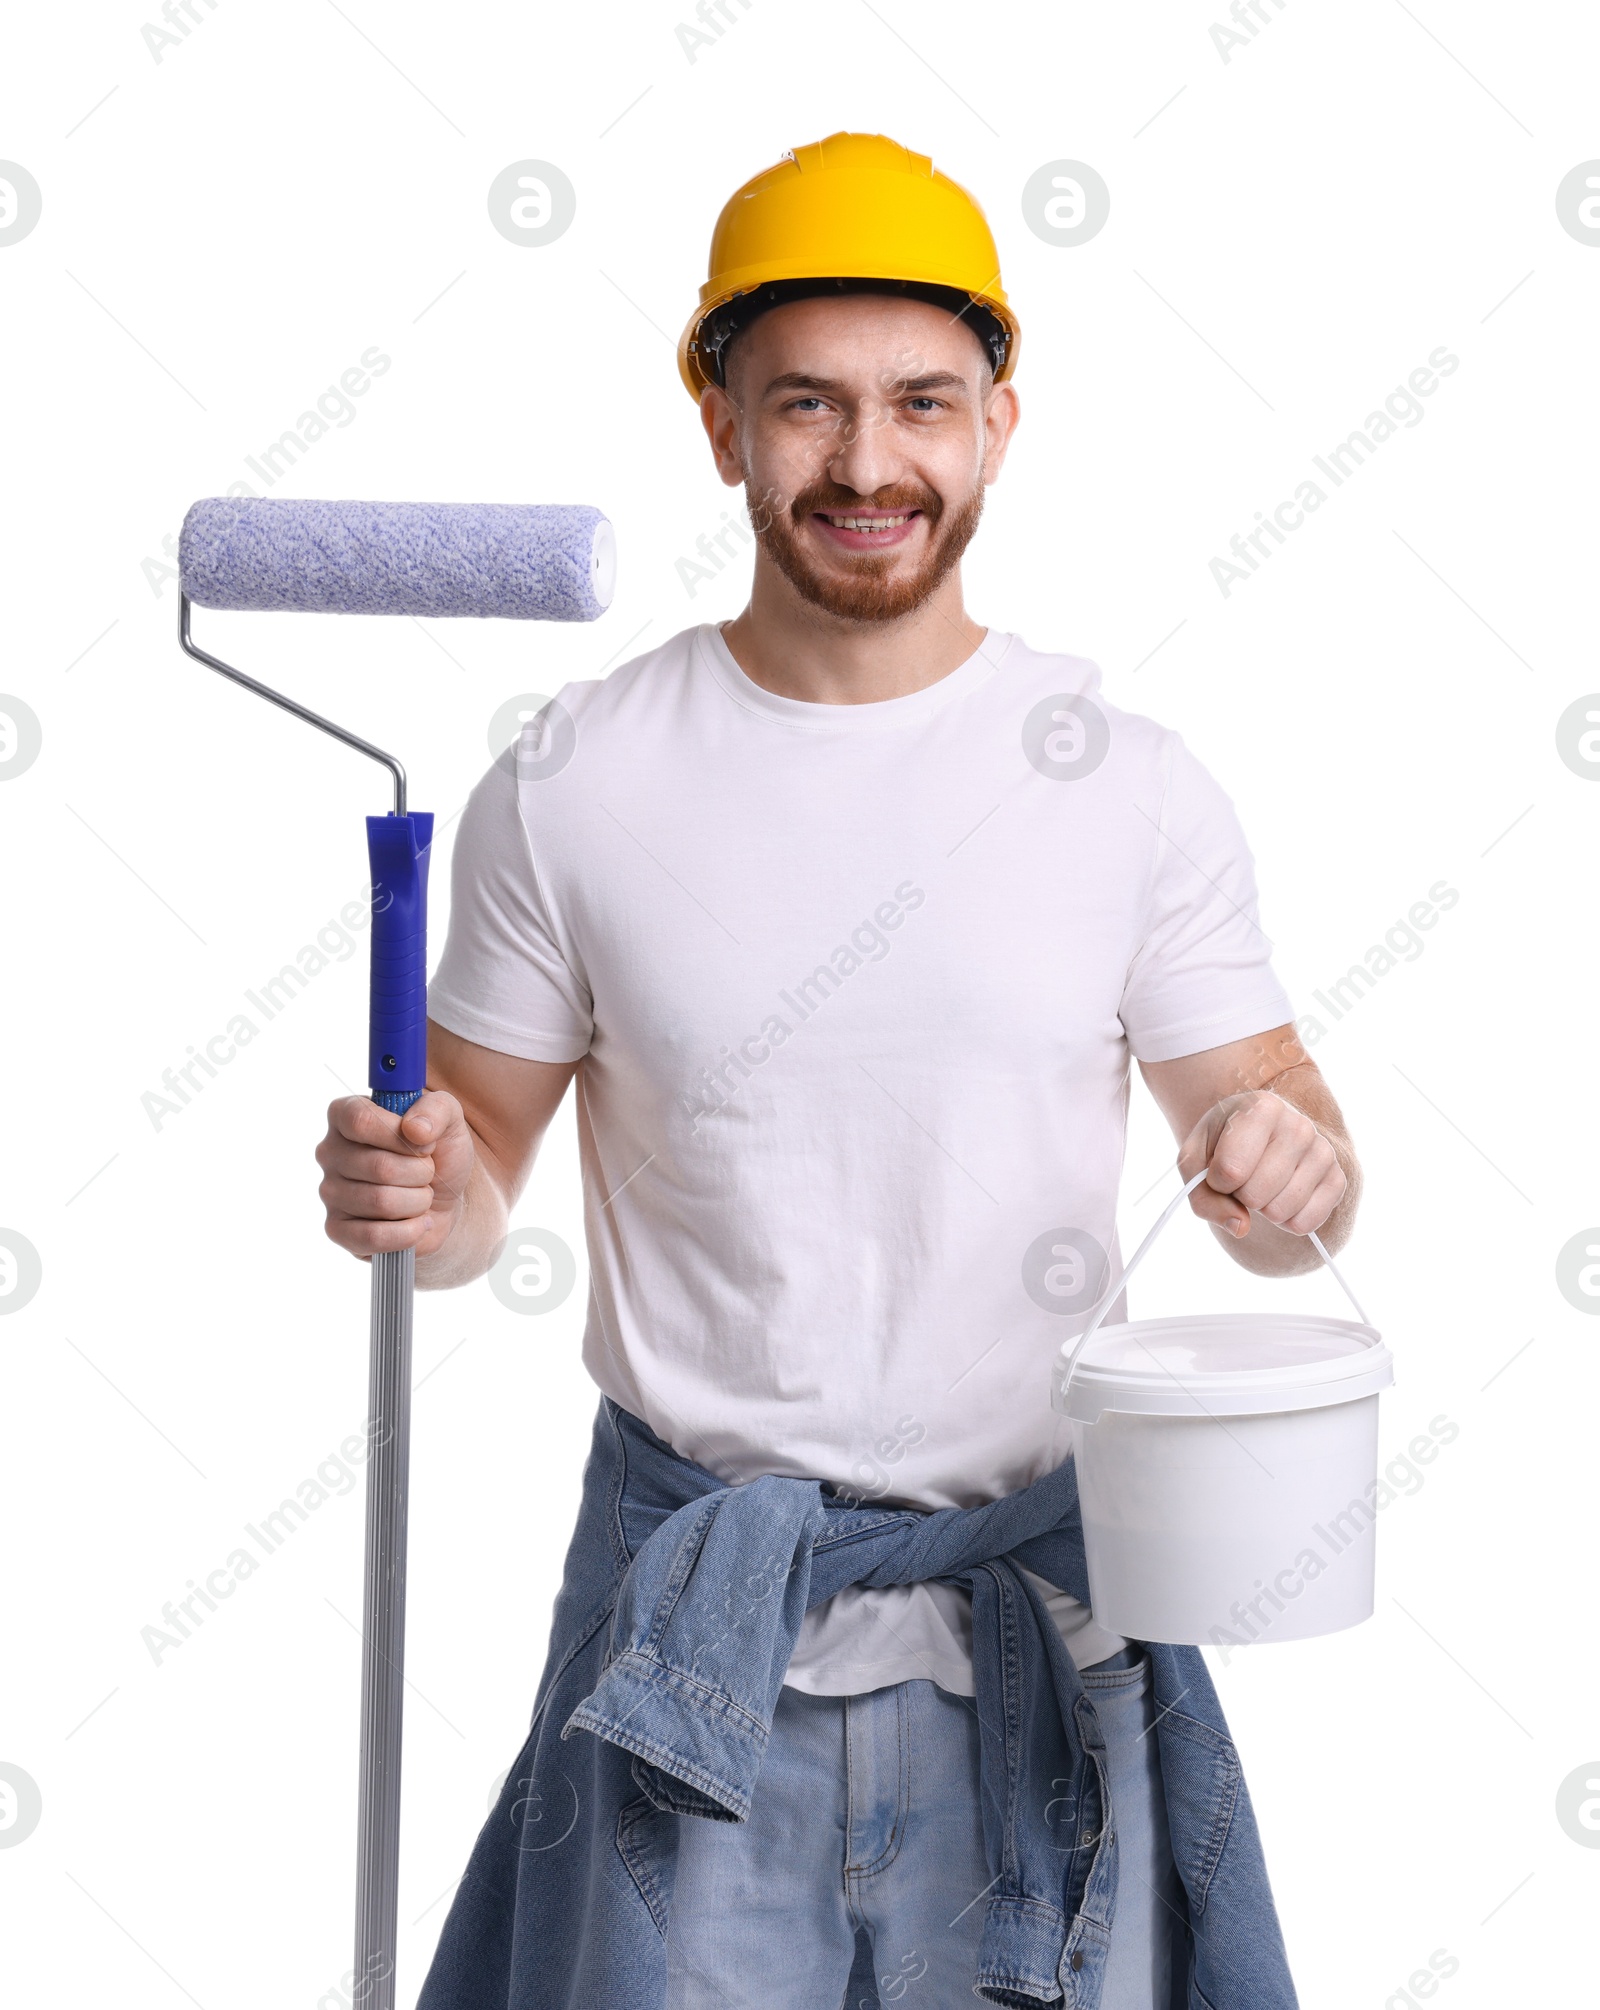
[678,131,1019,399]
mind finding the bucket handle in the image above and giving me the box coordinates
[1057,1169,1373,1400]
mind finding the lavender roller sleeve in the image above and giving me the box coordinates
[179,496,616,622]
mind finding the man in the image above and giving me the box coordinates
[317,134,1353,2008]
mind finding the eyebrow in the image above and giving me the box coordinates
[761,369,971,399]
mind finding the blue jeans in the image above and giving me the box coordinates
[664,1649,1181,2009]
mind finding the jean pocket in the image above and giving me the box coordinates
[1079,1647,1151,1694]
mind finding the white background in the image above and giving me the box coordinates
[2,1,1597,2003]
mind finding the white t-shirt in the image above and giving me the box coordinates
[428,623,1295,1696]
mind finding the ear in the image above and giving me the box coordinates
[700,384,745,487]
[982,381,1021,485]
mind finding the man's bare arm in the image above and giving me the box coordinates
[1138,1023,1362,1278]
[315,1021,577,1290]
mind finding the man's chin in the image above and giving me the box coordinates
[768,540,949,624]
[787,567,935,623]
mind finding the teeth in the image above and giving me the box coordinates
[823,514,909,530]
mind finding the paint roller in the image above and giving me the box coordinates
[177,495,616,2010]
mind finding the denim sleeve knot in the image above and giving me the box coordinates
[563,1456,1091,1825]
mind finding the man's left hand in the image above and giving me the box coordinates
[1178,1089,1346,1239]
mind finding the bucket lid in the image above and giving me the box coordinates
[1053,1312,1394,1423]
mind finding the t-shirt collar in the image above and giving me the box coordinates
[695,620,1013,731]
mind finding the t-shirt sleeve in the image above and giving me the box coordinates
[426,755,593,1064]
[1118,732,1295,1063]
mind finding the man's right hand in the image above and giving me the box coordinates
[316,1090,477,1260]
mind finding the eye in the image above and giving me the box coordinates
[905,396,943,414]
[787,396,827,413]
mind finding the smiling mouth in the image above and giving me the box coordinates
[818,512,914,532]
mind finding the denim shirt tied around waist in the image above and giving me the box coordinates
[417,1400,1299,2010]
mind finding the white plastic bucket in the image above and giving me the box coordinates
[1052,1171,1394,1648]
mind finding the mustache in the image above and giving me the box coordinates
[751,481,945,531]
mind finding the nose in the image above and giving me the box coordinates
[826,397,906,501]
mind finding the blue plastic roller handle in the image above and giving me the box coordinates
[366,812,433,1105]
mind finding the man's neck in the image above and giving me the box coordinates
[717,557,988,706]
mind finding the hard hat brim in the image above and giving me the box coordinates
[678,274,1020,399]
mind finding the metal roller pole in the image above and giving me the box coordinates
[180,604,425,2010]
[354,1244,414,2009]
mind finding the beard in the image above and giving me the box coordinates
[746,472,986,623]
